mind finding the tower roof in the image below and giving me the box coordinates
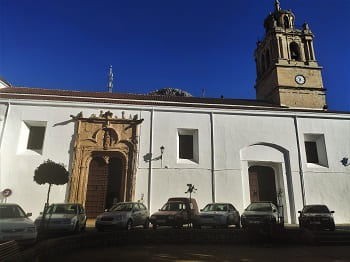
[264,0,295,33]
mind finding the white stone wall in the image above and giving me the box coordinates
[0,99,349,224]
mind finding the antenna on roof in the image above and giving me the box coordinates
[201,88,205,98]
[107,65,114,93]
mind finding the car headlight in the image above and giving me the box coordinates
[27,227,36,233]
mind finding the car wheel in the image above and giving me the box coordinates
[126,220,133,230]
[143,218,150,229]
[152,224,157,230]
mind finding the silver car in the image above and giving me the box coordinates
[0,204,37,245]
[241,202,282,229]
[95,202,149,231]
[192,203,241,228]
[35,203,87,233]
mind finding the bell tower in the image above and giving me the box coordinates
[254,0,327,109]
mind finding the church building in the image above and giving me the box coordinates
[0,1,349,224]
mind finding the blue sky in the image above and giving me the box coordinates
[1,0,349,111]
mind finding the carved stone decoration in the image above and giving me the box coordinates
[68,111,143,211]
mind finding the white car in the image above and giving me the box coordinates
[0,203,37,245]
[35,203,87,233]
[192,203,241,228]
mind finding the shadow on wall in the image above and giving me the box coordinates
[52,118,77,202]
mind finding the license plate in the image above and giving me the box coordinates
[250,221,261,224]
[310,221,321,224]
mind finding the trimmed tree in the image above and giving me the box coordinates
[34,159,69,206]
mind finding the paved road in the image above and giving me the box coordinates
[52,244,350,262]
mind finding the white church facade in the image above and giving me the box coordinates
[0,2,349,224]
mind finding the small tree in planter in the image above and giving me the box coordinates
[34,159,69,232]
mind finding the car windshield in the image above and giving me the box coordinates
[303,205,329,213]
[161,202,184,211]
[111,203,134,212]
[47,204,78,214]
[0,205,26,219]
[203,204,227,212]
[246,203,272,212]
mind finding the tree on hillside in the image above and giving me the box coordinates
[34,159,69,206]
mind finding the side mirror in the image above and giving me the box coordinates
[298,211,301,214]
[272,209,277,213]
[200,209,203,212]
[104,209,108,212]
[40,212,43,215]
[158,209,161,211]
[331,211,335,214]
[26,213,32,217]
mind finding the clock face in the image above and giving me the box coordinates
[295,75,306,85]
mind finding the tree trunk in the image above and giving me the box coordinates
[46,183,52,206]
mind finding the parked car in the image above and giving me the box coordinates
[0,203,37,245]
[298,204,335,231]
[95,202,149,231]
[34,203,86,233]
[150,197,199,229]
[241,202,282,229]
[192,203,240,228]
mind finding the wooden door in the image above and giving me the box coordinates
[249,171,259,202]
[85,158,108,218]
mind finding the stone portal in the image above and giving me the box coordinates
[68,111,143,217]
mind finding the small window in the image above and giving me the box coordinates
[290,42,301,61]
[177,129,199,163]
[179,135,193,159]
[304,134,328,167]
[27,126,46,150]
[284,16,290,29]
[305,141,319,163]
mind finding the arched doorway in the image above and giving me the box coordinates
[85,156,123,218]
[248,166,277,205]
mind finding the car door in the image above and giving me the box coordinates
[139,203,148,223]
[229,204,239,224]
[132,204,142,226]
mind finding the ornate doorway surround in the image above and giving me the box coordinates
[68,111,143,207]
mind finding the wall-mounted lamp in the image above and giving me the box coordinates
[160,146,165,168]
[341,157,349,167]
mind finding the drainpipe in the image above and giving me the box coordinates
[210,112,215,203]
[0,101,11,188]
[0,101,10,149]
[147,108,154,211]
[293,115,306,206]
